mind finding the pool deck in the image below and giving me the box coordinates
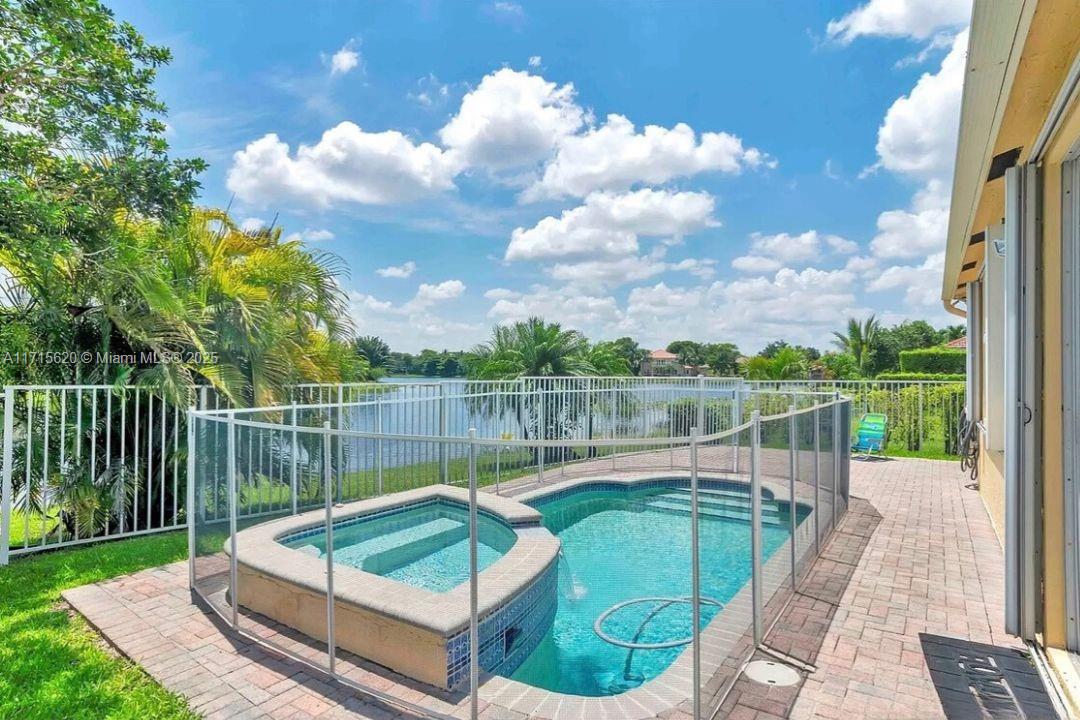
[62,456,1038,719]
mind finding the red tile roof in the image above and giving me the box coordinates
[650,349,678,360]
[945,336,967,349]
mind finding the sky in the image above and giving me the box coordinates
[109,0,973,354]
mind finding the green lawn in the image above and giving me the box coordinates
[0,532,196,720]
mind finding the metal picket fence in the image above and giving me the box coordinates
[0,377,953,565]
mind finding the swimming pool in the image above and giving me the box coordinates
[508,480,807,696]
[279,498,518,593]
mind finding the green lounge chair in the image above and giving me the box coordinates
[851,413,887,459]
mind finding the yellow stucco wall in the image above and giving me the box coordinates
[978,443,1006,542]
[1040,95,1080,650]
[1042,161,1066,648]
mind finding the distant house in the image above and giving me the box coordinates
[944,336,967,349]
[640,349,700,377]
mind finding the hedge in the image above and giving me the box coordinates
[899,348,966,374]
[876,372,966,381]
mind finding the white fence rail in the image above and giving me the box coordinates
[1,377,961,564]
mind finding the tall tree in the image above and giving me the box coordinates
[598,336,649,374]
[740,346,809,380]
[703,342,741,375]
[666,340,706,365]
[832,315,880,376]
[468,318,630,379]
[0,0,204,386]
[354,335,391,368]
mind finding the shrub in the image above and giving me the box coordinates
[669,397,730,435]
[876,372,965,381]
[898,348,966,375]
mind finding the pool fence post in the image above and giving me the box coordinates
[788,404,797,589]
[690,425,701,720]
[732,381,742,474]
[186,406,196,588]
[439,383,448,483]
[610,384,617,472]
[290,407,298,515]
[697,376,706,432]
[467,428,479,720]
[1,386,14,566]
[813,407,820,556]
[323,421,336,675]
[750,410,763,646]
[227,411,238,628]
[495,389,502,494]
[538,387,545,483]
[336,386,344,499]
[833,393,840,528]
[376,394,384,495]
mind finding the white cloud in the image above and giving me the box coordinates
[826,235,860,254]
[528,55,542,68]
[490,1,524,19]
[845,255,880,276]
[285,228,335,243]
[239,217,265,232]
[732,230,856,272]
[524,114,772,200]
[874,30,967,182]
[895,32,958,68]
[349,288,481,352]
[869,179,950,258]
[731,255,783,273]
[486,285,622,332]
[329,41,361,76]
[506,189,716,262]
[618,268,863,349]
[376,261,417,278]
[408,74,451,108]
[438,68,585,172]
[546,249,717,291]
[226,123,460,207]
[867,251,946,307]
[854,22,965,339]
[826,0,970,44]
[479,264,867,352]
[408,279,466,310]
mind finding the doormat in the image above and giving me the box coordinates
[919,634,1059,719]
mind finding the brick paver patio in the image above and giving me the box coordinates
[63,457,1039,719]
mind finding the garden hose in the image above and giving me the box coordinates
[957,407,979,487]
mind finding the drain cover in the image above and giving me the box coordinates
[745,659,800,687]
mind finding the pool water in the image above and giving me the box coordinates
[279,499,517,593]
[509,484,801,696]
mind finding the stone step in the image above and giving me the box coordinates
[644,499,783,526]
[655,490,781,516]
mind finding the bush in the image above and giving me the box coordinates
[876,372,966,381]
[850,382,965,456]
[899,348,965,374]
[669,397,730,435]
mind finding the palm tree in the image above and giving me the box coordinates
[466,318,629,459]
[832,315,880,376]
[467,317,629,379]
[109,208,356,406]
[354,335,390,368]
[740,346,809,380]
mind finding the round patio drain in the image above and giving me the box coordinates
[744,659,800,687]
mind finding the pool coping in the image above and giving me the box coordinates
[228,484,560,637]
[476,470,817,720]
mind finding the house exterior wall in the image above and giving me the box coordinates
[943,1,1080,707]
